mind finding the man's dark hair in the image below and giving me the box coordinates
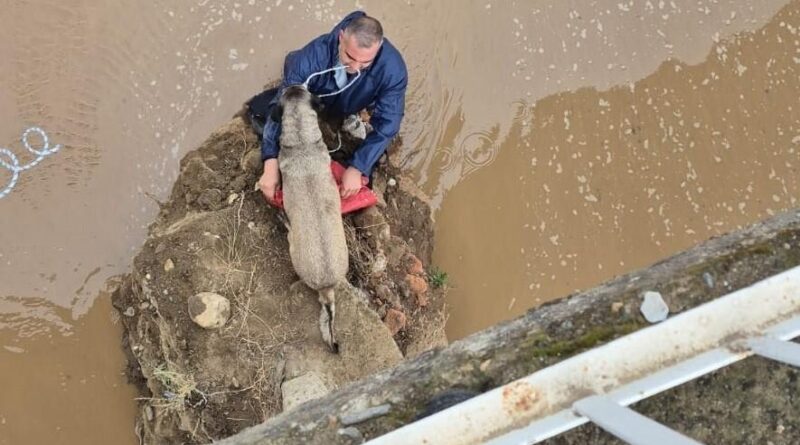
[344,15,384,48]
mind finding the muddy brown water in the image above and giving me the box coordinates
[1,0,798,443]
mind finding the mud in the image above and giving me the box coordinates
[110,115,446,443]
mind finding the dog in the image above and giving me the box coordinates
[272,85,349,352]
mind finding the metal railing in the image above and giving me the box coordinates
[366,266,800,445]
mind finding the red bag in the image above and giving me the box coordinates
[270,161,378,214]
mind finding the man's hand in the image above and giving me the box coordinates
[341,166,364,199]
[258,159,281,203]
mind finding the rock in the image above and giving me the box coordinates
[405,274,429,307]
[197,188,224,210]
[241,148,263,173]
[226,193,239,205]
[139,302,150,310]
[281,372,331,412]
[124,307,136,317]
[339,404,392,426]
[640,291,669,323]
[611,301,624,313]
[144,405,154,422]
[376,284,401,308]
[387,178,397,187]
[702,271,715,288]
[370,252,388,276]
[338,427,364,443]
[376,305,388,319]
[164,258,175,272]
[354,207,389,239]
[406,254,424,275]
[188,292,231,329]
[383,309,407,336]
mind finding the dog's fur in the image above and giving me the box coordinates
[274,85,348,352]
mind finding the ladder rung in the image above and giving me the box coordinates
[573,396,704,445]
[748,336,800,367]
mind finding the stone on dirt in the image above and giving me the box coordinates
[384,308,407,336]
[406,254,424,275]
[188,292,231,329]
[405,274,429,307]
[281,372,331,412]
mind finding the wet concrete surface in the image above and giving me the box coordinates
[1,0,799,443]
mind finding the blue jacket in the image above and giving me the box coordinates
[261,11,408,177]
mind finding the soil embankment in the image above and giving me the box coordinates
[112,115,447,443]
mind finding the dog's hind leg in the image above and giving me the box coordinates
[317,286,338,353]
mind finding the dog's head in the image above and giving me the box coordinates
[270,85,322,123]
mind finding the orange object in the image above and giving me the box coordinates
[270,161,377,214]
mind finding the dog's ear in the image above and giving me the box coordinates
[270,104,284,123]
[310,94,322,112]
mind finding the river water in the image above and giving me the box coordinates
[1,0,798,443]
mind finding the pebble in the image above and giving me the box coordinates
[338,427,364,443]
[188,292,231,329]
[145,405,154,422]
[371,252,388,276]
[383,308,407,336]
[387,178,397,187]
[702,272,715,288]
[164,258,175,272]
[124,307,136,317]
[640,291,669,323]
[227,193,239,205]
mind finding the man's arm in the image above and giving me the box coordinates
[341,72,408,198]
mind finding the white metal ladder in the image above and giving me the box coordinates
[366,266,800,445]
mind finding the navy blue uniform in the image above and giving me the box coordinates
[261,11,408,177]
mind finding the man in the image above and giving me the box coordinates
[258,11,408,203]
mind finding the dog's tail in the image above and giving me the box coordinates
[318,287,338,353]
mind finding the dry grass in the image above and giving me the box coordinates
[220,268,304,420]
[140,362,205,414]
[344,219,378,287]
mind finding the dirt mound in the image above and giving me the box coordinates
[112,116,447,443]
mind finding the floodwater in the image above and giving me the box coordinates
[0,0,798,443]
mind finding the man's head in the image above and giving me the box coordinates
[338,15,383,73]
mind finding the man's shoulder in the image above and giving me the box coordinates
[376,39,407,83]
